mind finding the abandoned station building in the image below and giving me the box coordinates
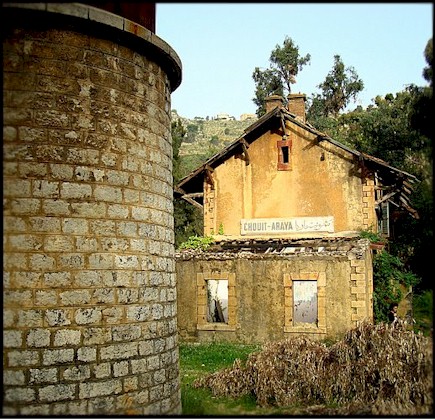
[175,94,419,345]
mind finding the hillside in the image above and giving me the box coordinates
[172,110,257,157]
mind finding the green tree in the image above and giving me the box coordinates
[410,38,432,152]
[252,36,311,116]
[308,54,364,119]
[172,118,203,248]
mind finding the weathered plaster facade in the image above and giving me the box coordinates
[204,95,376,238]
[3,3,182,415]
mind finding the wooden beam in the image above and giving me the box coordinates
[375,190,398,205]
[182,194,203,210]
[184,192,204,198]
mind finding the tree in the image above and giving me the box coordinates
[311,54,364,119]
[252,36,311,116]
[172,118,203,248]
[410,38,432,146]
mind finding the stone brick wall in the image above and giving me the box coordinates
[3,3,182,415]
[176,239,374,344]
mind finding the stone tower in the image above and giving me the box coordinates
[3,3,182,415]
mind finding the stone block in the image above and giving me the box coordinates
[53,329,81,346]
[42,349,74,365]
[113,360,129,377]
[60,182,92,200]
[100,342,138,361]
[3,330,23,348]
[62,218,89,235]
[4,387,36,403]
[75,307,103,325]
[43,272,71,288]
[92,288,115,304]
[94,362,112,379]
[29,367,58,384]
[39,384,76,402]
[59,290,91,306]
[8,350,40,367]
[27,329,51,347]
[94,185,123,203]
[77,347,97,362]
[79,379,122,399]
[3,369,26,385]
[62,365,91,381]
[45,309,72,327]
[17,309,44,327]
[111,325,141,342]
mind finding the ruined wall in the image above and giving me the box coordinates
[3,3,182,415]
[176,240,373,344]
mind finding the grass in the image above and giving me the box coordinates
[179,342,262,415]
[179,341,329,416]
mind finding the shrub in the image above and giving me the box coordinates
[179,235,215,251]
[193,322,433,415]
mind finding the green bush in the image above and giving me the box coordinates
[179,235,215,251]
[413,290,433,336]
[373,250,420,323]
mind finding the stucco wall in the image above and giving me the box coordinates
[3,3,181,416]
[205,121,375,237]
[176,240,373,344]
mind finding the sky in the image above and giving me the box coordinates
[156,3,433,120]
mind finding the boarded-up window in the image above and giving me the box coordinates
[206,279,229,323]
[293,280,317,324]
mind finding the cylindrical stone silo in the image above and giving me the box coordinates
[3,3,182,415]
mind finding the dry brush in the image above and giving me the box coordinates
[193,322,433,415]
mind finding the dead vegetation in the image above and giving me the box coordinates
[193,322,433,415]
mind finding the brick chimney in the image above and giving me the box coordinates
[287,93,306,122]
[265,95,284,113]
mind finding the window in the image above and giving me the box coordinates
[206,279,228,323]
[378,201,390,237]
[293,280,317,324]
[277,138,292,170]
[197,272,236,331]
[284,272,326,334]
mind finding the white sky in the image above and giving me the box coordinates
[156,3,433,120]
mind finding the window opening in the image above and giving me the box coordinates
[293,280,317,324]
[277,138,292,170]
[282,146,289,164]
[206,279,228,323]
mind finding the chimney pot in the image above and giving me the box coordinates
[287,93,306,122]
[265,95,284,113]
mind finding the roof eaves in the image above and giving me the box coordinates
[176,107,281,190]
[282,109,419,183]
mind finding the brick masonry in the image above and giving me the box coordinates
[3,3,182,415]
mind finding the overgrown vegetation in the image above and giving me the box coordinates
[178,235,215,251]
[372,249,420,323]
[192,323,433,415]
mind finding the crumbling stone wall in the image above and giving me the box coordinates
[176,239,373,344]
[3,3,181,415]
